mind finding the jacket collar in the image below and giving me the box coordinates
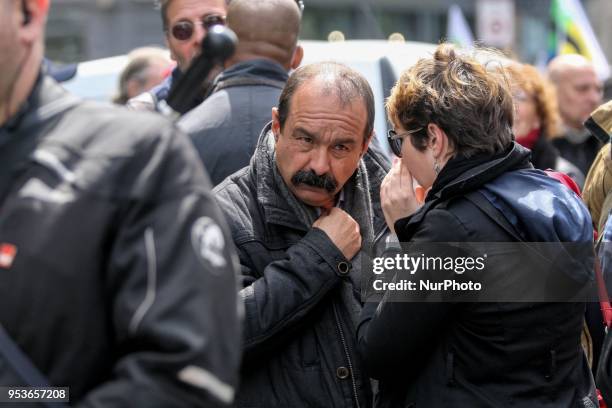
[0,71,76,147]
[428,142,532,202]
[214,59,288,86]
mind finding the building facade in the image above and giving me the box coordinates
[46,0,610,70]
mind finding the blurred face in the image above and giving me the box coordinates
[512,87,540,138]
[272,80,372,208]
[142,60,172,92]
[126,60,171,100]
[557,66,602,129]
[165,0,226,72]
[0,0,27,119]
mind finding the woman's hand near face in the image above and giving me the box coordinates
[381,159,422,234]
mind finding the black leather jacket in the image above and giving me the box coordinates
[0,74,242,407]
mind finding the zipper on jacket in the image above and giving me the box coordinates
[373,225,388,248]
[333,302,361,408]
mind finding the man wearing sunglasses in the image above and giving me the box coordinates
[180,0,303,186]
[129,0,227,112]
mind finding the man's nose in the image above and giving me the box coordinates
[193,22,207,45]
[309,148,331,176]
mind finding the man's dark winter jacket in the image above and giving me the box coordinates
[0,74,241,407]
[214,125,390,407]
[358,143,597,408]
[526,133,584,186]
[181,59,288,186]
[552,129,603,176]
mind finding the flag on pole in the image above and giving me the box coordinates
[447,4,475,49]
[549,0,610,80]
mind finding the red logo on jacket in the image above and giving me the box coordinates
[0,243,17,269]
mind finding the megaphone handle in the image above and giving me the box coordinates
[166,58,216,115]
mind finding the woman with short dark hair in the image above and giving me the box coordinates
[357,43,596,407]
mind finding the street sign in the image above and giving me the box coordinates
[476,0,515,48]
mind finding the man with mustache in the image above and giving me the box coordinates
[214,62,389,407]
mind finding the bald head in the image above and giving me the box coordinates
[547,54,603,130]
[548,54,596,83]
[227,0,301,69]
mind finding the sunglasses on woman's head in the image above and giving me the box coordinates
[169,14,226,41]
[387,127,423,157]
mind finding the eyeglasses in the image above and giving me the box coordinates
[168,14,226,41]
[295,0,305,12]
[387,127,423,157]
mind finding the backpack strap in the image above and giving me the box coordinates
[0,324,67,407]
[463,190,524,242]
[0,324,50,387]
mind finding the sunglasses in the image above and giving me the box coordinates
[169,14,226,41]
[387,127,423,157]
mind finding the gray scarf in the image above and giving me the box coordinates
[265,133,375,327]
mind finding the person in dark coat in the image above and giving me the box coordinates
[357,44,596,408]
[180,0,303,186]
[214,62,390,407]
[0,0,241,406]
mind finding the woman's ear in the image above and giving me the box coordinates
[427,123,450,159]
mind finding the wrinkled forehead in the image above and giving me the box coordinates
[564,66,600,86]
[296,77,365,112]
[166,0,226,21]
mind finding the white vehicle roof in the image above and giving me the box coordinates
[62,39,440,157]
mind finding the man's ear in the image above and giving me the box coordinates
[20,0,49,44]
[290,45,304,70]
[361,131,374,156]
[271,107,281,142]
